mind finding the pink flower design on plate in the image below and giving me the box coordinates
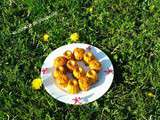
[104,68,113,75]
[41,68,48,75]
[86,45,92,51]
[72,97,81,104]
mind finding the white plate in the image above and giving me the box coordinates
[41,43,114,105]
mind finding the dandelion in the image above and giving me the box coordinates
[147,92,155,97]
[32,78,42,90]
[70,33,79,42]
[87,7,93,13]
[43,33,49,42]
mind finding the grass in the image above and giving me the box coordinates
[1,0,160,119]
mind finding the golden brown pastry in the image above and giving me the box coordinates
[53,48,102,93]
[73,48,85,60]
[63,50,74,60]
[83,52,95,64]
[53,66,66,78]
[78,76,91,91]
[67,79,79,94]
[66,60,78,71]
[54,56,67,67]
[73,66,85,79]
[55,74,69,89]
[86,70,98,84]
[89,59,101,71]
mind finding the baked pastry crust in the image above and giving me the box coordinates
[67,79,79,94]
[55,74,69,89]
[53,66,66,78]
[78,76,91,91]
[86,69,98,84]
[73,66,85,79]
[73,48,85,60]
[63,50,74,60]
[83,52,95,64]
[54,56,66,67]
[89,59,101,71]
[66,60,78,71]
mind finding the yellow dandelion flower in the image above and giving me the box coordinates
[70,33,79,42]
[32,78,42,90]
[89,7,93,13]
[43,33,49,42]
[147,92,154,97]
[87,7,93,13]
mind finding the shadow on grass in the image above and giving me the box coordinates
[110,57,123,88]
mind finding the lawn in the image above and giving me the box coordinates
[1,0,160,119]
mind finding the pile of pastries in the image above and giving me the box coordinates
[53,47,101,94]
